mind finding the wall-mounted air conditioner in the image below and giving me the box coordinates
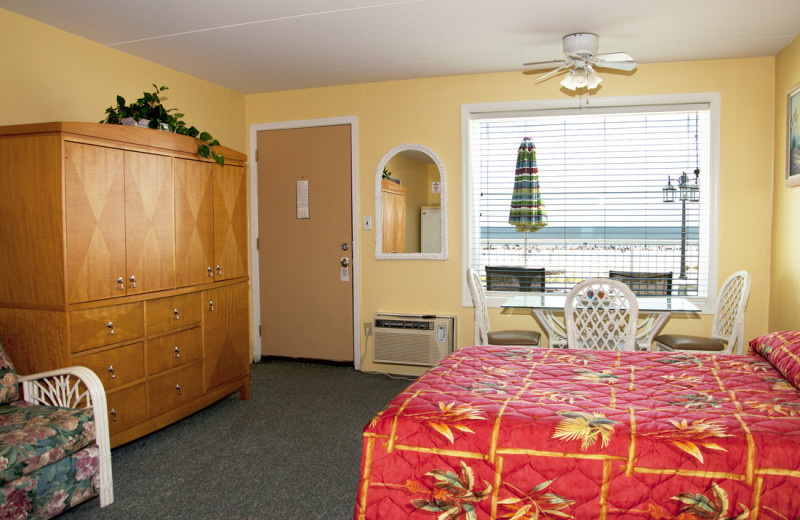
[372,313,455,367]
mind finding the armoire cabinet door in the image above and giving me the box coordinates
[65,142,126,303]
[124,150,175,295]
[212,164,248,281]
[174,159,214,287]
[203,282,249,390]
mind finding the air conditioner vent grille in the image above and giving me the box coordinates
[372,314,455,367]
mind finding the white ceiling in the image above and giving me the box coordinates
[3,0,799,94]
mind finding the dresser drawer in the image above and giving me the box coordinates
[147,362,203,417]
[146,293,201,336]
[106,383,147,434]
[69,302,144,353]
[147,327,202,375]
[73,342,145,390]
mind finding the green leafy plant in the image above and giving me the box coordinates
[100,84,224,165]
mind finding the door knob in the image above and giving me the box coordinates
[341,243,349,251]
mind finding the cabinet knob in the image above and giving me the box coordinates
[208,266,214,278]
[117,277,124,290]
[174,346,181,358]
[209,300,215,311]
[175,384,182,396]
[129,275,136,288]
[174,308,180,320]
[108,365,115,379]
[216,265,222,276]
[107,322,115,335]
[110,408,117,422]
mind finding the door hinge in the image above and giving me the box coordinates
[255,149,258,162]
[258,324,262,337]
[256,237,259,250]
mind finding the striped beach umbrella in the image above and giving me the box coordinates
[508,137,548,232]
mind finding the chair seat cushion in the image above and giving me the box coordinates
[656,334,726,352]
[0,402,95,484]
[488,330,541,346]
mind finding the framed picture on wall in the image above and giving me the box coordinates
[787,82,800,186]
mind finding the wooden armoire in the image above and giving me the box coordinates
[0,122,250,447]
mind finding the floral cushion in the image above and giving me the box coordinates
[0,444,99,520]
[749,330,800,389]
[0,402,95,485]
[0,340,19,405]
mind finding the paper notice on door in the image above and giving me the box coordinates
[296,180,309,218]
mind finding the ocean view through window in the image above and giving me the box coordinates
[462,96,716,304]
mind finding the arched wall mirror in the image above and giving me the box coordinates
[375,143,448,260]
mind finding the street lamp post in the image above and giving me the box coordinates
[662,169,699,291]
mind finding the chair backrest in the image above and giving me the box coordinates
[609,270,673,296]
[711,270,751,354]
[485,266,545,292]
[565,278,640,351]
[467,268,491,344]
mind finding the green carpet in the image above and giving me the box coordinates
[60,359,414,519]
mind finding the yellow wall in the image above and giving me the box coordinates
[0,8,246,152]
[770,35,800,330]
[2,7,781,375]
[247,58,775,374]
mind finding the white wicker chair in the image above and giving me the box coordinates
[565,278,639,351]
[19,366,114,507]
[656,270,751,355]
[467,268,541,347]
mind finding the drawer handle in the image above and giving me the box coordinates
[110,408,117,422]
[108,365,115,379]
[174,346,181,358]
[175,384,182,396]
[209,300,215,311]
[117,276,124,290]
[107,322,115,335]
[216,265,222,276]
[208,266,214,278]
[129,275,136,288]
[174,308,180,320]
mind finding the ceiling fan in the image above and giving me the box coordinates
[523,33,637,90]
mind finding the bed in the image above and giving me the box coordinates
[354,331,800,519]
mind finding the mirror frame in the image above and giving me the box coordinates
[374,143,448,260]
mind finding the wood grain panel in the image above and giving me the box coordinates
[0,307,69,374]
[147,327,202,375]
[203,282,249,390]
[65,142,126,303]
[213,164,248,280]
[124,150,175,294]
[145,292,201,336]
[69,302,144,353]
[147,361,203,417]
[174,158,214,287]
[0,134,66,306]
[106,383,147,435]
[72,342,145,390]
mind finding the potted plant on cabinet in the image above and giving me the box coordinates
[100,84,224,165]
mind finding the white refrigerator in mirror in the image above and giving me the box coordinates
[420,206,441,253]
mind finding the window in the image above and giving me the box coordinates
[462,95,718,307]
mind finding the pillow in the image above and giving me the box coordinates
[0,339,19,404]
[749,331,800,389]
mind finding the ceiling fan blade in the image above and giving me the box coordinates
[592,59,638,71]
[529,63,573,83]
[594,52,634,62]
[522,59,567,71]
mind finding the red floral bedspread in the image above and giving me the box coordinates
[354,345,800,519]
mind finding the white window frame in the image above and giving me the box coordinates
[461,93,721,313]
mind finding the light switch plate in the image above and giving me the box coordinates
[363,216,372,230]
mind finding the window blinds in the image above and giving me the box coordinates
[467,104,711,297]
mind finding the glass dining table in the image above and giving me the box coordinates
[501,294,701,350]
